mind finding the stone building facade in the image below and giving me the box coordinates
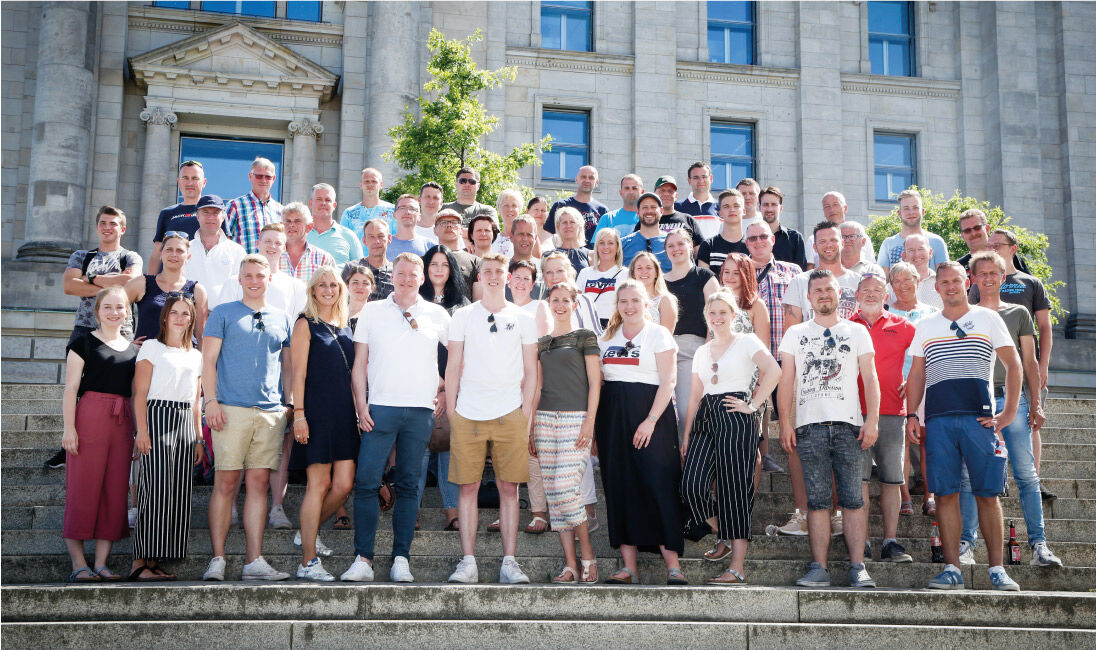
[2,1,1095,343]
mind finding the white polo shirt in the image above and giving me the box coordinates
[185,231,246,307]
[354,294,451,409]
[448,301,538,420]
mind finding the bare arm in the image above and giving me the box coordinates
[702,276,721,300]
[784,303,803,328]
[1018,334,1044,429]
[535,301,551,337]
[63,267,104,298]
[289,319,311,441]
[681,372,704,455]
[134,359,153,454]
[193,284,209,349]
[201,337,225,430]
[60,351,84,455]
[750,348,781,407]
[350,341,375,431]
[123,274,146,304]
[777,354,797,452]
[995,344,1022,432]
[858,352,880,448]
[659,295,678,335]
[905,356,926,443]
[281,346,293,410]
[148,243,163,277]
[445,340,464,416]
[751,302,771,355]
[192,379,206,465]
[521,342,538,422]
[1034,308,1052,390]
[580,353,602,449]
[97,264,143,287]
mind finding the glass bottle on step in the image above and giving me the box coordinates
[1007,521,1022,565]
[930,521,944,563]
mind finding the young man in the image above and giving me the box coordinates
[956,209,1029,274]
[675,162,720,239]
[433,209,481,300]
[877,189,948,273]
[202,255,294,582]
[386,194,432,261]
[150,160,217,273]
[341,167,394,240]
[594,174,643,238]
[779,270,880,588]
[620,192,670,271]
[417,181,444,243]
[445,253,539,584]
[344,219,394,301]
[905,262,1023,591]
[697,188,749,277]
[305,183,363,265]
[225,157,283,255]
[280,202,335,282]
[758,185,807,271]
[646,175,704,248]
[443,167,498,227]
[546,165,608,245]
[735,177,764,233]
[63,206,143,344]
[809,191,876,269]
[184,195,246,309]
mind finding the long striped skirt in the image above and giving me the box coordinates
[533,411,589,531]
[133,400,197,560]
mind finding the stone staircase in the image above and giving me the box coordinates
[2,382,1094,646]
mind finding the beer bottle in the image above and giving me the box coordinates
[1007,521,1022,565]
[930,521,944,563]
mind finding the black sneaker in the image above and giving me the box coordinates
[881,540,914,563]
[1041,488,1058,501]
[45,450,66,469]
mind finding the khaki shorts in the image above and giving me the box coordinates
[212,404,287,471]
[448,408,529,485]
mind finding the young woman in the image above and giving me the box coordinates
[720,252,770,343]
[627,251,677,332]
[681,291,780,585]
[508,260,551,337]
[532,282,601,582]
[468,214,500,258]
[290,267,359,581]
[596,280,685,585]
[130,294,204,581]
[527,195,554,257]
[125,233,208,345]
[492,189,523,258]
[549,207,590,275]
[575,228,626,328]
[345,264,376,331]
[542,252,603,336]
[61,287,139,582]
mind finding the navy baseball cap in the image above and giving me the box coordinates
[195,195,225,211]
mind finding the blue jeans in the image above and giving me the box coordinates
[353,405,434,560]
[960,394,1044,546]
[417,449,458,510]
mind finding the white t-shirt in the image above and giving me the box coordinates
[599,322,677,385]
[491,235,514,258]
[808,233,876,267]
[184,232,246,307]
[354,295,450,409]
[693,334,768,396]
[778,319,875,428]
[575,264,627,322]
[214,271,307,318]
[416,225,439,244]
[448,301,538,420]
[136,339,202,402]
[782,268,861,321]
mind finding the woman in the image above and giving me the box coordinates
[628,251,678,333]
[124,232,208,345]
[543,252,603,336]
[720,252,770,342]
[468,214,500,258]
[130,294,204,581]
[492,189,523,258]
[681,291,780,585]
[532,282,601,582]
[549,206,590,275]
[290,267,359,581]
[61,287,139,582]
[528,195,554,257]
[596,280,685,585]
[575,228,626,328]
[345,264,376,331]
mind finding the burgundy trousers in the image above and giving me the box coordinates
[62,391,134,542]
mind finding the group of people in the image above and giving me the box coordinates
[57,157,1061,590]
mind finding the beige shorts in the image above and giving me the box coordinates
[211,404,287,471]
[448,408,529,485]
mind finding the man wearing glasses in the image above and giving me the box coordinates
[226,157,283,255]
[443,167,498,228]
[434,209,481,301]
[839,222,884,276]
[956,209,1030,275]
[386,195,432,261]
[150,160,223,273]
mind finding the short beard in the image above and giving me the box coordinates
[814,303,836,316]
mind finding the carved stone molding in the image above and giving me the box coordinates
[505,47,634,76]
[128,7,344,48]
[140,107,178,129]
[288,119,324,139]
[675,62,800,88]
[840,73,961,99]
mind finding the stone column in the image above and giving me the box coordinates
[136,106,178,261]
[365,2,419,181]
[17,2,97,262]
[288,119,324,203]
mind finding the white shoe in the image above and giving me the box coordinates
[1030,542,1063,567]
[242,556,290,581]
[268,504,292,529]
[775,510,808,536]
[830,511,844,537]
[958,540,976,566]
[203,556,226,581]
[499,557,530,584]
[293,530,333,557]
[128,507,138,529]
[448,557,478,583]
[297,557,335,582]
[390,556,414,583]
[340,556,375,582]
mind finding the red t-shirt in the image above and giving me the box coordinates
[850,310,916,416]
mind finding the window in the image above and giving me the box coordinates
[541,1,592,52]
[155,1,323,21]
[869,1,914,76]
[285,1,322,22]
[874,133,916,202]
[201,1,275,18]
[707,1,755,65]
[179,136,284,203]
[542,110,589,182]
[710,122,755,191]
[153,1,192,8]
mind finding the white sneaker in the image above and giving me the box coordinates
[268,504,292,529]
[448,556,478,583]
[203,556,226,581]
[242,556,290,581]
[1030,542,1063,567]
[775,510,808,536]
[128,507,138,529]
[830,511,844,537]
[958,540,976,566]
[297,557,335,582]
[499,557,530,584]
[340,556,375,582]
[293,530,333,557]
[390,556,414,583]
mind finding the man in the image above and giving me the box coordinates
[280,202,335,282]
[877,189,948,273]
[343,253,451,583]
[201,254,294,582]
[697,188,749,276]
[850,273,916,564]
[544,165,608,245]
[956,209,1029,274]
[306,183,363,265]
[184,195,246,309]
[897,234,943,309]
[508,215,539,266]
[905,261,1023,591]
[957,251,1062,569]
[809,191,876,269]
[226,157,283,254]
[779,269,880,588]
[735,177,764,232]
[594,174,643,238]
[341,167,395,240]
[443,167,498,227]
[218,224,307,318]
[344,219,394,301]
[785,222,862,325]
[150,160,220,273]
[445,253,539,584]
[643,175,704,247]
[759,185,808,270]
[386,194,432,261]
[434,209,481,300]
[675,162,721,239]
[839,221,885,276]
[620,192,670,271]
[417,181,444,244]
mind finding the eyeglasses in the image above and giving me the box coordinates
[252,311,266,332]
[487,313,497,333]
[745,235,769,243]
[823,328,836,349]
[841,234,862,240]
[950,321,967,339]
[397,205,421,213]
[402,310,419,331]
[711,362,719,383]
[458,178,479,185]
[180,160,204,169]
[961,224,985,235]
[988,242,1011,250]
[251,173,275,181]
[436,221,461,229]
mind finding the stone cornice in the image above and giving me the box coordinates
[841,73,961,99]
[505,47,634,76]
[127,6,343,48]
[676,61,800,88]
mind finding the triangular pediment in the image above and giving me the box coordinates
[129,21,337,100]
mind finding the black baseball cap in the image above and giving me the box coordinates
[637,192,662,208]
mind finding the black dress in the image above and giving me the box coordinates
[290,316,360,467]
[133,275,197,342]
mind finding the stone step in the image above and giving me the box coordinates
[1,385,63,399]
[1045,398,1096,415]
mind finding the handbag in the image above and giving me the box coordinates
[428,412,451,453]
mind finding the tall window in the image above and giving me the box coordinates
[710,122,755,191]
[154,1,323,22]
[868,1,914,76]
[707,1,755,65]
[874,133,916,202]
[541,1,593,52]
[179,137,284,203]
[542,110,590,182]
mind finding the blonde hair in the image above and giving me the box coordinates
[91,287,131,327]
[628,251,669,298]
[703,290,743,331]
[239,253,270,273]
[302,266,348,327]
[603,279,651,340]
[889,261,920,283]
[664,227,693,254]
[553,206,586,248]
[592,228,623,267]
[542,251,577,282]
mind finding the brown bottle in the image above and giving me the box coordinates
[1007,521,1022,565]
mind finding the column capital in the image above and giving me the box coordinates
[289,118,324,139]
[140,107,177,129]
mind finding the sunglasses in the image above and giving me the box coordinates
[961,224,985,235]
[180,160,204,169]
[402,310,419,330]
[950,321,967,339]
[623,340,636,353]
[745,235,769,243]
[823,328,836,349]
[645,239,653,252]
[251,173,275,181]
[488,313,497,333]
[252,311,265,332]
[458,177,479,185]
[711,362,719,383]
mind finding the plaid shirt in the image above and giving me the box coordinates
[281,243,335,283]
[754,256,802,358]
[226,192,283,254]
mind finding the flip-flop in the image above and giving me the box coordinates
[69,567,100,583]
[443,518,460,531]
[524,515,550,534]
[604,567,637,584]
[146,562,176,580]
[333,516,352,530]
[127,566,167,582]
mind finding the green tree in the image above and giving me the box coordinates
[866,187,1066,323]
[381,29,551,211]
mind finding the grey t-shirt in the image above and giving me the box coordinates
[443,200,498,227]
[65,248,142,336]
[536,329,599,412]
[993,303,1035,388]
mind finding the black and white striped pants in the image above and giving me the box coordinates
[133,399,197,560]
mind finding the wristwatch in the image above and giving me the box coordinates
[906,414,919,420]
[87,273,97,286]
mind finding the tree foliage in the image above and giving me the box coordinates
[866,187,1066,323]
[381,29,551,210]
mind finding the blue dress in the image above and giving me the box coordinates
[291,315,360,467]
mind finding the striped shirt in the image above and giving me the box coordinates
[753,256,801,358]
[225,192,283,254]
[281,243,336,283]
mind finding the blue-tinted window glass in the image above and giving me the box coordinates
[873,133,916,202]
[710,122,755,191]
[179,137,284,203]
[541,1,592,52]
[201,1,275,18]
[707,1,754,65]
[154,1,192,9]
[542,111,589,181]
[285,1,322,22]
[868,1,914,76]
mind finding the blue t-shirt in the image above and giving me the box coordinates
[386,236,431,262]
[203,301,292,410]
[621,231,670,271]
[341,201,395,242]
[594,208,638,238]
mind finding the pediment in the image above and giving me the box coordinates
[129,21,337,100]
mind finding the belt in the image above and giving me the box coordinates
[814,421,846,427]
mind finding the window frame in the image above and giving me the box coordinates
[539,1,594,53]
[867,1,915,77]
[709,120,757,192]
[150,1,324,22]
[872,131,918,204]
[540,108,591,183]
[177,134,286,204]
[706,1,756,66]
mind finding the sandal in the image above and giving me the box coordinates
[94,566,123,582]
[146,561,176,580]
[552,566,578,584]
[68,567,100,583]
[922,499,937,516]
[487,519,501,532]
[127,565,167,582]
[708,568,747,585]
[899,501,914,516]
[378,480,394,511]
[524,515,550,534]
[604,567,637,584]
[443,518,460,531]
[667,567,689,585]
[704,540,731,561]
[333,516,352,530]
[580,559,598,583]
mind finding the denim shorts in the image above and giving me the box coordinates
[925,414,1006,497]
[796,422,864,511]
